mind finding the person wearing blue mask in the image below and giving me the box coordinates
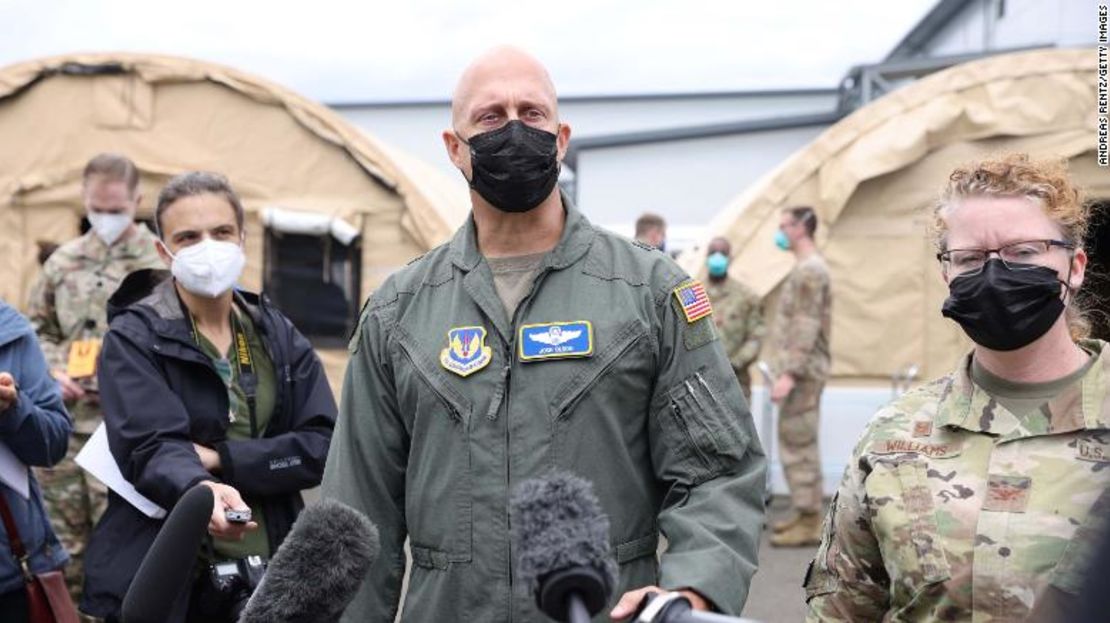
[704,237,764,400]
[768,206,832,548]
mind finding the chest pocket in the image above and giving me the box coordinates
[868,457,952,607]
[1048,475,1110,594]
[548,321,649,421]
[393,326,474,565]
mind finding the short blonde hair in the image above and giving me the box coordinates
[931,153,1094,339]
[931,153,1087,250]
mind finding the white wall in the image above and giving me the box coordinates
[750,385,896,497]
[333,91,837,180]
[575,124,829,232]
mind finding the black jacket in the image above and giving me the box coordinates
[80,270,336,620]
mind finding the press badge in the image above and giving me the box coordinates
[519,321,593,362]
[66,339,102,379]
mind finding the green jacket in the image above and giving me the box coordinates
[323,200,766,622]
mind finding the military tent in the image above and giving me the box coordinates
[0,52,468,350]
[693,48,1108,383]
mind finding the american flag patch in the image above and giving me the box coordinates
[673,280,713,323]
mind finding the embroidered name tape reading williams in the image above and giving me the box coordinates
[519,321,594,361]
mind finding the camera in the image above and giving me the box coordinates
[198,555,268,620]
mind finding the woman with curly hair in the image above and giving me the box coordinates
[805,154,1107,621]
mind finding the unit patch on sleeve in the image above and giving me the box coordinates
[673,280,713,324]
[440,326,493,377]
[519,321,594,362]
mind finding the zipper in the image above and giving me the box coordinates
[485,366,511,420]
[151,337,234,433]
[254,297,285,437]
[670,400,715,470]
[396,338,464,422]
[502,265,551,623]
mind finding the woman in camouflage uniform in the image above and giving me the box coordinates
[805,154,1109,621]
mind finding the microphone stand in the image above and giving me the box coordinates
[567,592,591,623]
[538,566,609,623]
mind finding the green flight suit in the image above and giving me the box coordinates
[323,199,766,622]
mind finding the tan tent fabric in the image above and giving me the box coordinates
[689,48,1104,382]
[0,52,468,310]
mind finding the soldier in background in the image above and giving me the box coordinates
[768,206,831,548]
[634,212,667,251]
[704,236,764,400]
[26,153,163,603]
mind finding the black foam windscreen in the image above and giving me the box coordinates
[237,499,379,623]
[510,471,617,619]
[122,483,214,623]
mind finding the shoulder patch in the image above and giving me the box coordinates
[670,290,718,351]
[672,280,713,324]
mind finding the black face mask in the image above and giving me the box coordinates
[462,120,560,213]
[941,258,1068,351]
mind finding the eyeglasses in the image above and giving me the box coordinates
[937,239,1074,275]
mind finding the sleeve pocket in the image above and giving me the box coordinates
[804,493,841,600]
[664,370,750,483]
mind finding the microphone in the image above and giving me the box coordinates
[238,499,379,623]
[634,591,758,623]
[122,483,215,623]
[510,471,617,623]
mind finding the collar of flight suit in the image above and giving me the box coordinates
[934,338,1110,441]
[446,190,597,341]
[448,190,596,274]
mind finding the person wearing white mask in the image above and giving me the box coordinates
[80,171,337,622]
[26,153,163,604]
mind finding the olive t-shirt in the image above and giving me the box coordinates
[971,349,1096,419]
[195,307,276,560]
[487,252,546,319]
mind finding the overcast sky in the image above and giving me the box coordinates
[0,0,935,103]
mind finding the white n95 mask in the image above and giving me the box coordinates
[88,212,132,245]
[167,238,245,298]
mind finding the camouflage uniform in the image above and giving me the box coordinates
[25,225,163,602]
[705,278,764,399]
[770,254,831,515]
[805,339,1110,622]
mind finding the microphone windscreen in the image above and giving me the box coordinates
[122,483,214,623]
[510,471,617,596]
[238,499,379,623]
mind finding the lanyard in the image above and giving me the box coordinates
[190,309,260,438]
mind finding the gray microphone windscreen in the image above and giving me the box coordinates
[238,499,379,623]
[510,471,617,596]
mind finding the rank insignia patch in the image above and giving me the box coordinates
[440,326,492,377]
[983,474,1032,513]
[673,280,713,324]
[519,321,594,362]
